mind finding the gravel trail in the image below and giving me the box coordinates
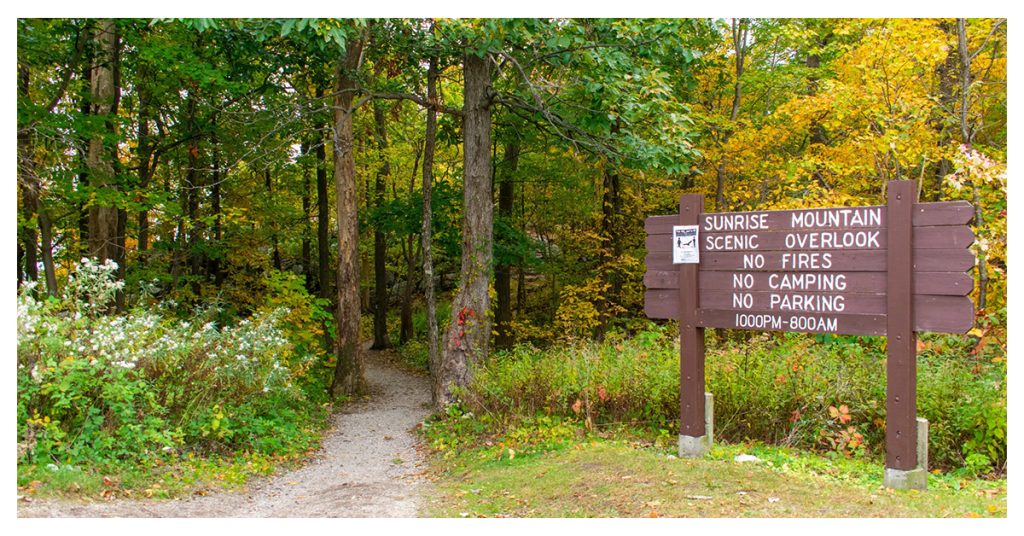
[18,348,434,518]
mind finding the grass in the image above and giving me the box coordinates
[423,436,1007,518]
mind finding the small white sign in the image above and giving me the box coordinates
[673,225,700,264]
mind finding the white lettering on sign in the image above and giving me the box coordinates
[790,207,882,229]
[783,231,880,250]
[734,313,838,332]
[732,273,754,289]
[781,252,832,270]
[768,273,848,291]
[705,234,760,251]
[742,253,765,269]
[703,213,769,232]
[767,293,846,312]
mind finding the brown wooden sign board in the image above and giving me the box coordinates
[645,182,975,484]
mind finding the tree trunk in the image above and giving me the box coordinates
[371,102,391,350]
[422,55,441,402]
[934,20,958,201]
[86,20,122,280]
[957,18,988,314]
[437,52,493,407]
[316,86,332,302]
[330,35,367,399]
[136,62,154,255]
[715,18,748,211]
[301,140,314,292]
[495,141,519,349]
[185,94,203,298]
[210,121,224,287]
[265,169,282,271]
[17,65,39,288]
[400,141,423,345]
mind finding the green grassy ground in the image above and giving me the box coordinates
[424,438,1007,518]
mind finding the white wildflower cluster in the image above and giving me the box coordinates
[64,257,125,315]
[18,259,309,400]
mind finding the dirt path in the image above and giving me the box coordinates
[18,348,434,518]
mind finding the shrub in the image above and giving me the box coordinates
[458,323,1007,474]
[17,259,327,470]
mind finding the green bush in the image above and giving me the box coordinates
[17,259,329,470]
[459,323,1006,474]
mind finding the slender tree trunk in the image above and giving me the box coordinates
[957,18,989,314]
[371,102,391,350]
[210,122,224,287]
[422,55,441,402]
[715,18,748,211]
[86,20,121,276]
[185,94,203,298]
[934,20,958,201]
[18,63,57,295]
[265,169,282,271]
[76,53,92,255]
[136,62,154,255]
[437,52,493,407]
[17,244,25,289]
[400,141,423,345]
[596,118,622,339]
[316,85,332,302]
[495,141,519,349]
[330,35,367,399]
[301,140,314,292]
[17,65,39,288]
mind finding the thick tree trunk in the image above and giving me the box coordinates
[371,102,391,350]
[87,20,121,270]
[437,52,493,407]
[495,141,519,349]
[330,35,367,399]
[422,55,441,402]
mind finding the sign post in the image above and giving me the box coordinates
[644,180,975,489]
[677,194,709,456]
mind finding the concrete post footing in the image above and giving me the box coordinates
[678,392,713,458]
[884,417,929,491]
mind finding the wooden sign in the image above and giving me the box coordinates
[645,181,976,489]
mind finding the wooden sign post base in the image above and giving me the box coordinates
[678,392,713,457]
[884,417,929,490]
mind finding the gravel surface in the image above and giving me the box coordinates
[18,348,434,518]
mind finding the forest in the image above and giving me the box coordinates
[16,18,1007,514]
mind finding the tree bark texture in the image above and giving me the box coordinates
[86,19,121,269]
[330,36,367,398]
[437,52,493,406]
[422,55,442,404]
